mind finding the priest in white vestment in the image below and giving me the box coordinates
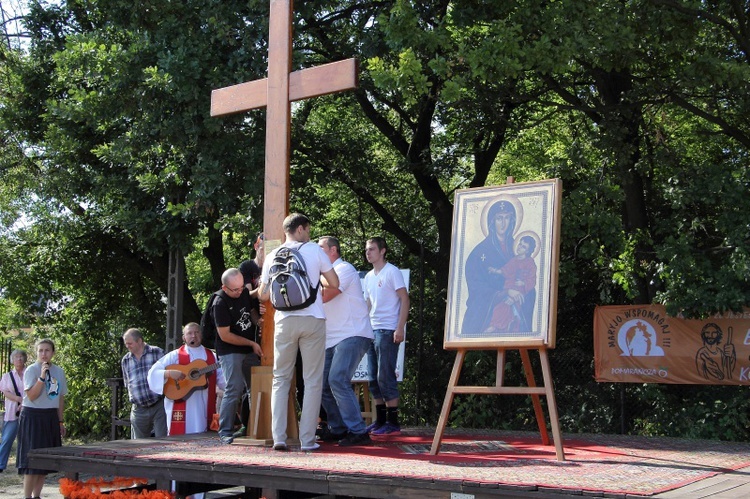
[148,323,226,435]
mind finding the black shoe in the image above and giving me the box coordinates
[338,432,373,447]
[219,435,234,445]
[317,427,347,442]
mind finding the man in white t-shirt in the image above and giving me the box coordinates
[258,213,339,451]
[363,237,410,435]
[317,236,374,446]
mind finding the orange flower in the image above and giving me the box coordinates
[59,477,173,499]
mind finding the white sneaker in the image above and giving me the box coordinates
[300,442,320,451]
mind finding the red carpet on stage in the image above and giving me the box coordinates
[82,429,750,496]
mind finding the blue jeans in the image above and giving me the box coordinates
[0,419,18,469]
[218,352,256,437]
[322,336,371,435]
[367,329,400,402]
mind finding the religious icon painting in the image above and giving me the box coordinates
[444,179,562,348]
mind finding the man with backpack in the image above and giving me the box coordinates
[258,213,339,451]
[212,268,264,444]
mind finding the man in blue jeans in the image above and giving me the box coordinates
[0,349,26,471]
[213,268,264,444]
[317,236,374,446]
[363,237,410,435]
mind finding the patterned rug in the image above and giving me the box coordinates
[81,429,750,496]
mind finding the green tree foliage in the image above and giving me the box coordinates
[1,0,269,322]
[1,0,750,440]
[1,0,269,435]
[293,0,750,438]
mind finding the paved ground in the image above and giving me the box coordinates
[0,451,65,499]
[0,447,242,498]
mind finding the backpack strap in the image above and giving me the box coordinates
[9,371,22,416]
[279,240,305,251]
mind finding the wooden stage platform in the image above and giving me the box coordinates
[28,429,750,498]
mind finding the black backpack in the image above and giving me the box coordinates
[268,243,318,311]
[200,290,225,349]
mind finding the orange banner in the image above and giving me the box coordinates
[594,305,750,384]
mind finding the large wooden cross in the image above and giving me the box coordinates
[210,0,357,444]
[211,0,357,365]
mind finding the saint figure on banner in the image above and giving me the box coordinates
[695,323,736,380]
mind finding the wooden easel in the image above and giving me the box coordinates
[432,178,564,459]
[430,344,565,460]
[353,381,374,424]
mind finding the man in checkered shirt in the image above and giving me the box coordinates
[121,328,167,438]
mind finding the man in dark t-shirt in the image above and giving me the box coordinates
[212,267,264,444]
[238,258,263,342]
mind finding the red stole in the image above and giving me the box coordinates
[169,346,217,435]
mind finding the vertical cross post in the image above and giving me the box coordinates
[264,0,293,246]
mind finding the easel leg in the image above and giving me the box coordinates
[496,349,505,386]
[286,377,299,441]
[353,381,373,424]
[247,366,273,443]
[430,349,466,455]
[520,348,550,445]
[251,391,262,436]
[241,366,297,445]
[540,348,565,460]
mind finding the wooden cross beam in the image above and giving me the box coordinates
[211,60,358,117]
[210,0,358,367]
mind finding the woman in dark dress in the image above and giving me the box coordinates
[17,338,68,499]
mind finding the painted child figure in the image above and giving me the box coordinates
[486,234,537,333]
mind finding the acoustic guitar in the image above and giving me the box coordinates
[163,359,220,401]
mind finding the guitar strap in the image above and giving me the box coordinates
[170,346,217,435]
